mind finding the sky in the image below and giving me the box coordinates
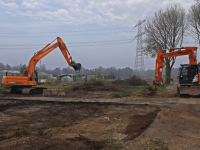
[0,0,198,70]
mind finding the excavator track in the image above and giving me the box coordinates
[3,87,47,94]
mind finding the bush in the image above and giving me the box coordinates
[45,79,55,85]
[112,79,124,84]
[0,80,2,87]
[73,79,104,91]
[112,75,147,86]
[125,75,147,86]
[84,79,104,86]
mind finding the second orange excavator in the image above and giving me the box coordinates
[146,47,199,96]
[2,37,81,94]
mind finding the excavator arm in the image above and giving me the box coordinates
[146,47,197,95]
[26,37,81,80]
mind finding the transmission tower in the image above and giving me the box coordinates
[134,20,145,76]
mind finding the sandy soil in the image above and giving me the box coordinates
[0,101,157,150]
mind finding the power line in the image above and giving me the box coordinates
[0,39,132,46]
[68,41,132,47]
[0,31,134,38]
[69,39,132,45]
[0,38,133,47]
[0,25,134,29]
[0,41,135,50]
[0,41,132,50]
[0,27,134,34]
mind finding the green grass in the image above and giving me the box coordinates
[105,85,146,98]
[101,140,121,150]
[36,82,76,89]
[0,80,3,94]
[36,84,69,89]
[155,84,168,95]
[0,80,2,88]
[36,81,81,89]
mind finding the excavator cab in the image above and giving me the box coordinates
[177,64,200,96]
[179,64,199,86]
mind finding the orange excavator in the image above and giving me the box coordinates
[146,47,199,96]
[2,37,81,94]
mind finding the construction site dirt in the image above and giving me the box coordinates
[1,82,200,150]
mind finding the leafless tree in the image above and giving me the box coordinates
[0,62,5,71]
[144,4,187,84]
[188,1,200,44]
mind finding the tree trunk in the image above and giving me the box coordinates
[165,59,171,84]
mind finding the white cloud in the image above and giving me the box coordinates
[5,0,197,26]
[22,0,48,9]
[5,11,16,16]
[22,1,40,9]
[0,1,18,9]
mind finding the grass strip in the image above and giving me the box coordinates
[106,85,146,98]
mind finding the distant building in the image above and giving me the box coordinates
[104,75,116,80]
[38,72,57,83]
[59,74,77,82]
[86,74,96,80]
[59,74,96,82]
[0,70,56,84]
[61,76,72,82]
[0,70,20,80]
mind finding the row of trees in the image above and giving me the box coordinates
[0,62,180,78]
[144,1,200,84]
[0,62,136,77]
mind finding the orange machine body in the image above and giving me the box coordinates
[2,76,36,86]
[2,37,81,87]
[155,47,197,85]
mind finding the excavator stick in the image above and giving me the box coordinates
[70,61,81,71]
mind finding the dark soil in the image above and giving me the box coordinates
[0,101,158,150]
[124,111,158,140]
[72,80,132,92]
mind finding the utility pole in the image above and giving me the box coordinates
[134,20,146,77]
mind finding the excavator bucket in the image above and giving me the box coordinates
[145,86,156,95]
[70,61,81,71]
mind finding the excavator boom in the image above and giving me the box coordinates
[26,37,81,81]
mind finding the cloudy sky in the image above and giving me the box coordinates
[0,0,198,70]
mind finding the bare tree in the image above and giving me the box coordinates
[144,4,187,84]
[188,1,200,44]
[0,62,5,71]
